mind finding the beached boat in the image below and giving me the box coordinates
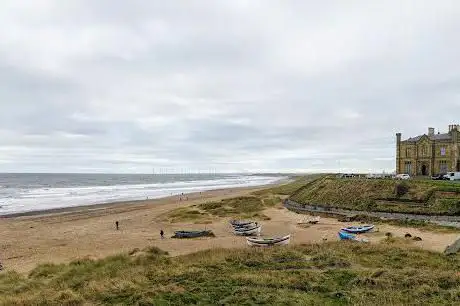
[231,222,257,229]
[338,231,368,242]
[234,225,261,236]
[341,225,374,234]
[230,220,254,227]
[171,230,213,238]
[246,234,290,247]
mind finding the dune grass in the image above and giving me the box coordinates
[291,177,460,215]
[164,196,280,223]
[1,242,460,305]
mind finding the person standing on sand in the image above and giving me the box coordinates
[160,229,164,239]
[115,221,119,230]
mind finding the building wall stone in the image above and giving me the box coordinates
[396,126,460,176]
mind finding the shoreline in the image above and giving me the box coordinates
[0,182,459,274]
[1,181,285,219]
[0,185,271,273]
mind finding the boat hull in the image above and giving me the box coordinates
[230,220,253,227]
[341,225,374,234]
[234,225,261,236]
[172,230,213,238]
[246,235,291,247]
[338,231,369,242]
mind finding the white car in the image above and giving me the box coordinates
[395,174,410,180]
[443,172,460,181]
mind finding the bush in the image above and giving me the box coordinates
[395,183,409,197]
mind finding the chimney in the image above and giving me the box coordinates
[396,133,401,143]
[449,124,459,133]
[428,127,435,136]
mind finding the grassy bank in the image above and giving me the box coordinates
[1,242,460,305]
[253,174,325,197]
[291,177,460,215]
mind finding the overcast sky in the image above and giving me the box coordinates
[1,1,460,173]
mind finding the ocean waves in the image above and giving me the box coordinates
[0,174,282,215]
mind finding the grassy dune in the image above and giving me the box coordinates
[291,177,460,215]
[1,242,460,305]
[164,196,279,223]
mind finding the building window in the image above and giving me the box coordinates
[406,148,410,157]
[440,160,448,173]
[422,146,427,156]
[404,161,412,174]
[441,147,446,156]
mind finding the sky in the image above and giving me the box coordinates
[1,1,460,173]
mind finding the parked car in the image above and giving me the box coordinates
[395,174,411,180]
[338,173,354,178]
[443,172,460,181]
[431,173,447,180]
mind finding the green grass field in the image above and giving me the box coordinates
[290,176,460,215]
[1,242,459,305]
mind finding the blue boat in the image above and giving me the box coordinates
[338,231,356,240]
[341,225,374,234]
[338,231,369,243]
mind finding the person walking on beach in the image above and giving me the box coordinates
[115,221,119,230]
[160,229,164,239]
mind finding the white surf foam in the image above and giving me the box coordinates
[0,175,283,215]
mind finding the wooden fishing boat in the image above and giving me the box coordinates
[233,225,261,236]
[171,230,214,238]
[341,225,374,234]
[246,234,290,247]
[230,220,254,227]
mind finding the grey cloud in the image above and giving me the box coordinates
[0,1,459,173]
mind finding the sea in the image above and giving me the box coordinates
[0,173,285,216]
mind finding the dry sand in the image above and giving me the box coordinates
[1,186,459,273]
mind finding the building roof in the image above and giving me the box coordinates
[404,133,452,142]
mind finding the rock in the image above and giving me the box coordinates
[444,237,460,255]
[404,233,412,238]
[385,232,393,238]
[413,236,422,241]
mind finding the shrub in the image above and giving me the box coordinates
[395,183,409,197]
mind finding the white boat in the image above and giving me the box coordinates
[246,234,291,247]
[234,225,261,236]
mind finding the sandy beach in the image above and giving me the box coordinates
[1,185,459,274]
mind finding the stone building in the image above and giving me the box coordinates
[396,124,460,176]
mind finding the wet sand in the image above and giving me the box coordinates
[1,186,459,273]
